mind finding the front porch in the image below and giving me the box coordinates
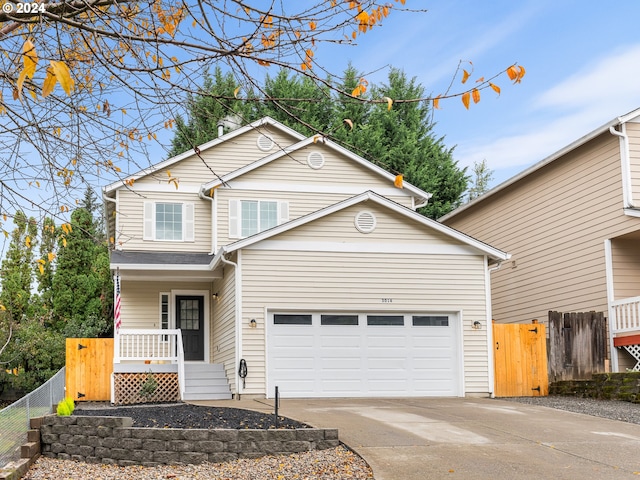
[112,329,232,404]
[610,296,640,372]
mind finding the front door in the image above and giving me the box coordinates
[176,295,204,361]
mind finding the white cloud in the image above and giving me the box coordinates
[456,44,640,173]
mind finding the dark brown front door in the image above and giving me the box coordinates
[176,295,204,361]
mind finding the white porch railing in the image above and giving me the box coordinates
[611,295,640,333]
[113,329,185,397]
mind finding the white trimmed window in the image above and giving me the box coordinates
[228,199,288,238]
[144,201,194,242]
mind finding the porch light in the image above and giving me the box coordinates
[473,321,482,330]
[250,319,257,328]
[212,292,219,301]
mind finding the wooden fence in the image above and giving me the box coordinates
[65,338,113,401]
[548,311,606,381]
[493,321,548,397]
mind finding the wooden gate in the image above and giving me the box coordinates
[548,311,606,381]
[66,338,113,401]
[493,321,548,397]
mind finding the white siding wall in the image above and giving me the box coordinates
[627,122,640,206]
[234,203,490,396]
[212,263,237,394]
[134,127,301,185]
[240,250,489,396]
[116,190,211,252]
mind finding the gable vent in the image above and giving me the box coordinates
[257,134,274,152]
[307,151,325,170]
[354,211,377,233]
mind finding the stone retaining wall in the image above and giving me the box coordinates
[39,415,340,467]
[550,372,640,402]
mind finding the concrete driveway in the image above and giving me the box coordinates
[196,397,640,479]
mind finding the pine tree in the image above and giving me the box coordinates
[52,208,113,337]
[0,212,38,323]
[170,66,469,219]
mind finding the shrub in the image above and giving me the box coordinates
[56,397,75,416]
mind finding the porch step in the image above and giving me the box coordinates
[182,363,232,401]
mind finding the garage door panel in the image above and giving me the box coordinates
[267,312,461,398]
[321,358,363,368]
[319,335,362,347]
[270,336,314,348]
[366,334,406,347]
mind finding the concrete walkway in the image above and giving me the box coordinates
[192,397,640,479]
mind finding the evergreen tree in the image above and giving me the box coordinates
[257,70,334,136]
[0,212,38,323]
[52,208,113,337]
[170,66,469,219]
[467,159,494,202]
[34,217,57,326]
[169,67,256,157]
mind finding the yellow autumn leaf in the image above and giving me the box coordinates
[461,69,470,84]
[489,83,501,95]
[394,174,403,189]
[62,238,67,248]
[0,304,5,311]
[343,118,354,130]
[49,60,75,95]
[38,264,44,275]
[234,86,241,98]
[48,252,56,262]
[383,96,393,111]
[462,91,470,109]
[506,65,518,81]
[472,88,480,104]
[25,236,32,248]
[42,68,57,98]
[433,96,441,110]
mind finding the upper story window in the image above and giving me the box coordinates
[143,201,195,242]
[229,199,288,239]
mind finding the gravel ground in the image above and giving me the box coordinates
[24,446,373,479]
[505,395,640,424]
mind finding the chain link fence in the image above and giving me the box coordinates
[0,367,65,467]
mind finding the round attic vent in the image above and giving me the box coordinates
[307,151,325,169]
[354,211,376,233]
[256,134,274,152]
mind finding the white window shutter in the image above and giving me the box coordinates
[229,199,239,238]
[143,201,153,240]
[278,201,289,225]
[184,203,195,242]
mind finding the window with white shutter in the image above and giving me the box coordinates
[229,199,289,239]
[143,202,194,242]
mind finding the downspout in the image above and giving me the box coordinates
[485,259,504,399]
[609,124,636,208]
[102,192,117,249]
[199,188,216,255]
[220,251,242,400]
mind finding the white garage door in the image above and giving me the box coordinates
[266,312,461,398]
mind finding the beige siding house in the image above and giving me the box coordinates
[103,117,508,401]
[441,108,640,373]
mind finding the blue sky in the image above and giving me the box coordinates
[328,0,640,187]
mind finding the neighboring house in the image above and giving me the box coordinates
[103,117,509,402]
[441,108,640,373]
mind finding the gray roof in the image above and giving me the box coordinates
[110,251,213,266]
